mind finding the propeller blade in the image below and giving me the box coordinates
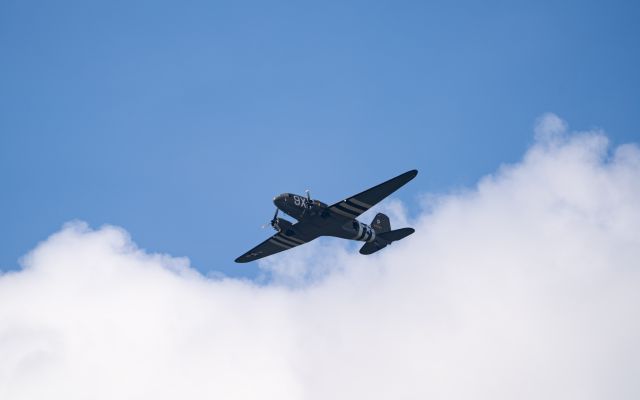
[270,208,280,230]
[262,208,280,229]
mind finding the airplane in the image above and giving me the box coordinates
[235,169,418,263]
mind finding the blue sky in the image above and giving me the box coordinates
[1,0,639,278]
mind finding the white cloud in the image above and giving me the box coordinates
[1,116,640,399]
[534,112,569,143]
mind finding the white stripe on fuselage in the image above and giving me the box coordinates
[352,222,364,240]
[358,228,369,241]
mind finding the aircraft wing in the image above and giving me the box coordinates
[328,169,418,220]
[235,227,316,263]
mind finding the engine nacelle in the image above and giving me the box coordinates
[273,218,293,233]
[350,220,376,242]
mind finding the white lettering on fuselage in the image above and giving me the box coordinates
[293,195,308,208]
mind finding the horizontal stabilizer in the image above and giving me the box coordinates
[359,241,387,255]
[377,227,415,243]
[359,227,414,255]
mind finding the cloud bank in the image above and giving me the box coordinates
[1,115,639,399]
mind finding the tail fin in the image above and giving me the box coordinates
[371,213,391,233]
[359,227,415,255]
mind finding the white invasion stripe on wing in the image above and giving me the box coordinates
[269,239,292,249]
[274,235,301,247]
[280,235,305,244]
[331,207,357,219]
[340,202,364,214]
[350,198,372,209]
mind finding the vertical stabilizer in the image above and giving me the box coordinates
[371,213,391,233]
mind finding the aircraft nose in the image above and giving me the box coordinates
[273,194,286,208]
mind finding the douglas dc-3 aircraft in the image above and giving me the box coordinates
[235,169,418,263]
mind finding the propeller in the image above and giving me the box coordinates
[262,208,280,230]
[305,189,313,208]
